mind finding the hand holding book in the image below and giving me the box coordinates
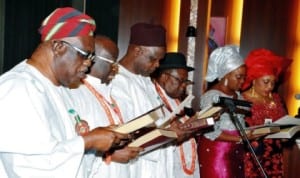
[179,116,215,131]
[110,146,143,163]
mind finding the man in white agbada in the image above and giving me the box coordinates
[0,7,128,178]
[61,35,141,178]
[151,52,200,178]
[110,22,173,178]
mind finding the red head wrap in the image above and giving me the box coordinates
[39,7,96,41]
[242,48,291,90]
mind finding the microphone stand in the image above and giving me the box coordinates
[223,99,268,178]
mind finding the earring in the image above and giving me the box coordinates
[251,86,256,97]
[223,78,228,86]
[269,92,273,99]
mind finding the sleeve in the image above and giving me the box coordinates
[200,90,222,140]
[0,74,86,177]
[110,74,135,121]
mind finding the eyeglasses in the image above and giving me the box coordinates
[95,55,116,64]
[59,40,95,61]
[95,55,119,70]
[164,73,194,85]
[95,55,119,74]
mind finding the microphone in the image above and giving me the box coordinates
[212,95,252,107]
[295,94,300,100]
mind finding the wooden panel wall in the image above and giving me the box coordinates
[240,0,294,57]
[177,0,191,54]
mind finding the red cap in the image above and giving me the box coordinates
[129,23,166,47]
[39,7,96,41]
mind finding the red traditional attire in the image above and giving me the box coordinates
[243,93,286,178]
[241,48,291,178]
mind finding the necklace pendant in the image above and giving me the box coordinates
[269,101,276,108]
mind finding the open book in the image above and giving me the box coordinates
[250,115,300,139]
[115,95,195,134]
[128,128,177,155]
[195,105,223,119]
[114,105,163,134]
[266,126,300,139]
[265,115,300,139]
[115,95,194,154]
[245,125,281,135]
[157,94,195,128]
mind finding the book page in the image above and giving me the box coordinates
[196,106,223,119]
[128,129,177,155]
[266,125,300,139]
[273,115,300,126]
[245,126,280,135]
[157,94,194,128]
[114,104,163,134]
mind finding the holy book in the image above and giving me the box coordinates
[128,128,177,155]
[245,125,281,135]
[114,104,163,134]
[265,115,300,139]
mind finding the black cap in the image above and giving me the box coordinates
[158,52,194,71]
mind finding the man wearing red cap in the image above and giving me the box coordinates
[0,7,128,177]
[110,22,169,178]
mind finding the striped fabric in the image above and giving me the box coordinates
[39,7,96,41]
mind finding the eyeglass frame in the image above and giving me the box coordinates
[95,55,116,64]
[163,72,194,85]
[58,40,96,61]
[95,55,119,76]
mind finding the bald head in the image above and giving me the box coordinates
[89,35,119,84]
[95,35,119,60]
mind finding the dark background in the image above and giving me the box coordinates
[3,0,119,72]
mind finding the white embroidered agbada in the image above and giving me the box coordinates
[110,65,173,178]
[154,83,200,178]
[62,74,131,178]
[0,60,94,177]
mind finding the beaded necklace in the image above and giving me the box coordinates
[154,81,197,175]
[82,79,124,125]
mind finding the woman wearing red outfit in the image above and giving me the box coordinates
[242,49,291,178]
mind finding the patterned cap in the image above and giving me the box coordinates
[39,7,96,41]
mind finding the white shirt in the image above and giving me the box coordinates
[64,75,130,178]
[0,60,87,178]
[110,66,172,178]
[155,84,200,178]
